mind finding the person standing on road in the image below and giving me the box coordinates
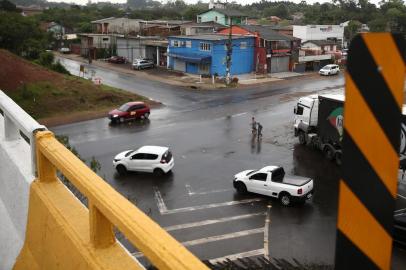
[257,122,263,139]
[251,117,257,135]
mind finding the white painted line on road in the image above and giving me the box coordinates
[185,184,232,196]
[164,213,265,232]
[164,198,264,215]
[132,228,264,258]
[208,249,265,264]
[153,186,167,212]
[395,208,406,213]
[231,112,248,117]
[154,186,264,214]
[182,228,264,247]
[264,204,271,260]
[398,194,406,200]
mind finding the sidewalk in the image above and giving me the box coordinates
[56,53,315,90]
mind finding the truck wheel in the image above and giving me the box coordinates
[324,147,334,161]
[279,193,291,206]
[298,131,306,145]
[235,182,247,194]
[335,152,342,166]
[116,165,127,175]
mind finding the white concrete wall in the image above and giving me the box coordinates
[0,116,35,270]
[293,25,344,42]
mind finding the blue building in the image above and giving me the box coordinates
[167,34,255,77]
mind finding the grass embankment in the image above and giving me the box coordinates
[0,49,156,126]
[9,77,151,126]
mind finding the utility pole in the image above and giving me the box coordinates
[225,15,232,85]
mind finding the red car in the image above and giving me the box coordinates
[108,56,126,64]
[108,102,150,123]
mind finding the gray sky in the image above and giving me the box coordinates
[48,0,383,7]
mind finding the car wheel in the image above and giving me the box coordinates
[235,182,247,194]
[116,165,127,175]
[154,168,164,176]
[143,112,150,119]
[279,193,291,206]
[298,131,306,145]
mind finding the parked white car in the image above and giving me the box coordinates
[233,166,314,206]
[132,59,154,70]
[319,64,340,76]
[113,146,174,175]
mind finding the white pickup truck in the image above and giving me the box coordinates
[233,166,314,206]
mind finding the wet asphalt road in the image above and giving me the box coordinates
[54,57,406,268]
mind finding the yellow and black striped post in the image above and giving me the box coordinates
[335,33,405,269]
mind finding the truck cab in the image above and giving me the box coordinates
[293,95,318,142]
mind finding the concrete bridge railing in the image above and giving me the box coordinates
[0,90,209,270]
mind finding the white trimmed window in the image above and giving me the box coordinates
[186,41,192,48]
[199,42,211,51]
[240,42,247,49]
[172,40,179,47]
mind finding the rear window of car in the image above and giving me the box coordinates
[162,150,172,162]
[144,154,158,160]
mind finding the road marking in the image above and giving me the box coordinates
[153,186,264,214]
[182,228,264,247]
[395,208,406,213]
[153,186,167,212]
[132,228,264,258]
[264,204,271,260]
[185,184,232,196]
[164,213,265,232]
[231,112,248,117]
[208,249,265,264]
[398,194,406,200]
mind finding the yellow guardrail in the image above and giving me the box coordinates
[15,130,209,270]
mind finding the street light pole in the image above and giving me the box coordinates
[225,17,232,85]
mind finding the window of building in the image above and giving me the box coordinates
[240,42,247,49]
[102,37,109,41]
[215,16,218,22]
[199,42,211,51]
[186,41,192,48]
[172,40,179,47]
[197,16,202,23]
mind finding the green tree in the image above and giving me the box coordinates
[345,20,362,41]
[0,0,18,12]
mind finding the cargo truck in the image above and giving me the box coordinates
[293,94,406,167]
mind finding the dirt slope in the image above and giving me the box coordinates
[0,49,63,91]
[0,49,154,126]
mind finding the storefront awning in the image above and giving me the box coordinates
[168,53,211,64]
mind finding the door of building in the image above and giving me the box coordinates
[174,59,186,72]
[269,56,289,73]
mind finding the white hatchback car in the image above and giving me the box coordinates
[319,64,340,76]
[113,146,174,175]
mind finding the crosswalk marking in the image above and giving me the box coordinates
[185,184,232,196]
[132,228,264,258]
[208,249,265,264]
[164,213,265,232]
[153,186,264,214]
